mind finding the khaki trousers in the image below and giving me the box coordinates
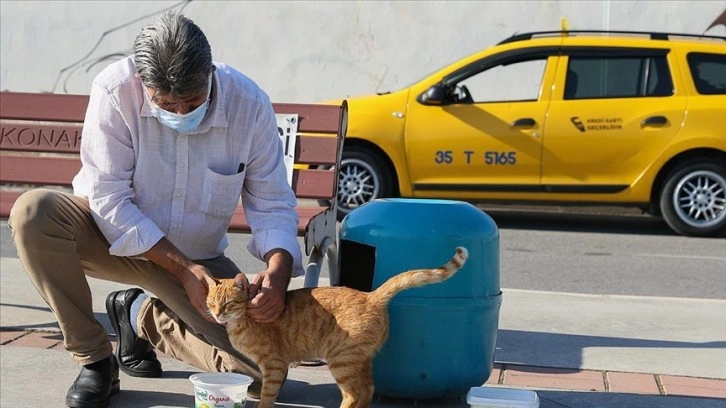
[8,189,261,381]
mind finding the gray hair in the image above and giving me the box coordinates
[133,12,212,100]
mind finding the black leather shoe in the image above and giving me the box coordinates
[106,289,162,378]
[65,355,120,408]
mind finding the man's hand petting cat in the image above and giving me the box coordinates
[181,264,219,323]
[247,269,289,323]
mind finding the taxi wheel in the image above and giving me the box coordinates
[659,159,726,237]
[336,146,393,220]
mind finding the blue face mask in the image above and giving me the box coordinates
[153,74,212,133]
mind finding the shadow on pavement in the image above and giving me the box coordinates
[0,304,114,333]
[483,209,678,236]
[483,207,726,238]
[496,329,726,370]
[537,389,725,408]
[277,380,340,405]
[109,390,193,407]
[279,385,726,408]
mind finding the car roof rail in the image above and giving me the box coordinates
[497,30,726,45]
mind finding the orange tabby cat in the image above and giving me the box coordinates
[206,246,468,408]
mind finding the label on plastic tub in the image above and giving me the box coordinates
[189,372,254,408]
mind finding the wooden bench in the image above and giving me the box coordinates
[0,91,347,287]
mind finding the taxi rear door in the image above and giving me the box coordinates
[542,46,687,193]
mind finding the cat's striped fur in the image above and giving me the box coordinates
[206,246,468,408]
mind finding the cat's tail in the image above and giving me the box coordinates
[368,247,468,308]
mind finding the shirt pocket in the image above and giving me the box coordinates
[199,168,245,218]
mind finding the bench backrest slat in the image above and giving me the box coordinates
[0,155,82,185]
[273,103,345,134]
[0,155,336,198]
[0,120,339,165]
[0,93,343,133]
[292,169,336,199]
[1,122,83,153]
[0,92,89,122]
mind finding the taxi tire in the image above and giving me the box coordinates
[659,159,726,237]
[336,146,394,220]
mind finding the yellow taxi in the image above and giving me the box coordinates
[332,29,726,237]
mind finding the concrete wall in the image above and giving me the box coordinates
[1,0,724,103]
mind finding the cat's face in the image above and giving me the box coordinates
[206,277,249,324]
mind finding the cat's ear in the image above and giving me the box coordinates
[233,273,249,289]
[208,277,221,288]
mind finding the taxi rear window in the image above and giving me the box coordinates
[687,53,726,95]
[565,55,673,99]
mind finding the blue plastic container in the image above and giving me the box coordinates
[338,198,502,399]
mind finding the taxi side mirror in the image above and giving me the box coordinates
[417,84,446,105]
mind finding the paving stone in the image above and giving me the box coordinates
[0,330,25,345]
[660,375,726,398]
[7,331,62,349]
[485,365,503,385]
[607,371,660,394]
[504,365,605,391]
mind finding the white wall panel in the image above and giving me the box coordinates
[1,1,724,103]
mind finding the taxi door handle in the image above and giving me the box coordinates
[511,118,536,127]
[642,115,668,126]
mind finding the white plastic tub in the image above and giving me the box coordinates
[466,386,540,408]
[189,372,254,408]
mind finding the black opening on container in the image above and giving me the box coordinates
[338,239,375,292]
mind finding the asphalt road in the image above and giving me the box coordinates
[485,208,725,300]
[2,209,724,300]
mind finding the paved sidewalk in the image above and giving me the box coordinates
[1,248,725,406]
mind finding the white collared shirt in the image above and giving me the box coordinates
[72,56,303,276]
